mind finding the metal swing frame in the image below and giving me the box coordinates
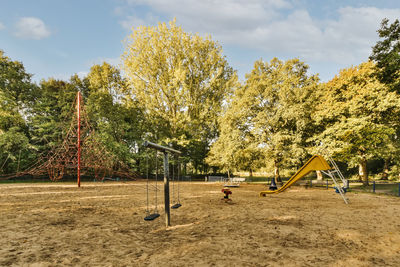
[143,141,181,227]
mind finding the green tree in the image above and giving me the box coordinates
[314,61,400,185]
[370,18,400,179]
[0,91,32,173]
[29,78,77,154]
[0,51,37,174]
[207,85,262,177]
[209,58,319,181]
[85,62,145,170]
[249,58,318,181]
[122,19,237,173]
[370,18,400,92]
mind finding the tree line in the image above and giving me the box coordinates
[1,19,400,185]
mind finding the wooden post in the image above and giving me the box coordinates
[163,152,170,227]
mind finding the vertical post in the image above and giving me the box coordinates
[326,179,329,189]
[163,151,170,227]
[77,92,81,188]
[372,180,375,193]
[398,183,400,197]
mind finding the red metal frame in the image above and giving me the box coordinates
[77,92,81,187]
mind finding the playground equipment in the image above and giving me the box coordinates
[143,141,182,227]
[221,187,232,201]
[144,151,160,221]
[0,91,138,185]
[171,157,182,209]
[260,155,349,204]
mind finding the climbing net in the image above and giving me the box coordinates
[0,92,138,182]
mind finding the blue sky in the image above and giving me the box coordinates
[1,0,400,83]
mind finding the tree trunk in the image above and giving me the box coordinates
[381,158,389,180]
[357,165,363,182]
[274,160,282,183]
[227,169,231,179]
[249,168,253,178]
[316,170,323,181]
[359,157,369,186]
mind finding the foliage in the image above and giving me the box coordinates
[0,51,37,173]
[29,78,78,154]
[3,18,400,181]
[370,18,400,92]
[85,62,145,169]
[122,19,237,173]
[0,50,37,108]
[208,58,319,178]
[313,61,400,185]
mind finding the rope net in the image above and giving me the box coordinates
[0,92,138,182]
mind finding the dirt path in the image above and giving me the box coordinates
[1,182,399,266]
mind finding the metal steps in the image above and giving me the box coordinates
[320,152,349,204]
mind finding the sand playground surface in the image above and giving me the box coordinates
[1,181,400,266]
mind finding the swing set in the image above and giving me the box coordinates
[143,141,182,227]
[144,151,160,221]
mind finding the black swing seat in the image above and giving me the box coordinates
[144,213,160,221]
[171,203,182,209]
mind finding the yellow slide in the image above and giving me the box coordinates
[260,155,331,196]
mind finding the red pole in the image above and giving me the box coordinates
[77,92,81,187]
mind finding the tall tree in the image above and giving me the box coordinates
[370,18,400,92]
[0,90,31,173]
[250,59,319,181]
[0,51,37,173]
[370,18,400,179]
[85,62,145,169]
[29,78,77,154]
[209,58,319,180]
[122,19,237,173]
[314,61,400,185]
[207,84,263,177]
[0,50,37,108]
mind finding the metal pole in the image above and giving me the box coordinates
[77,92,81,188]
[144,141,181,155]
[373,180,375,193]
[163,152,170,227]
[398,183,400,197]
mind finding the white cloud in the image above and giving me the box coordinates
[120,13,160,30]
[119,1,400,68]
[14,17,51,40]
[122,0,291,33]
[0,22,5,30]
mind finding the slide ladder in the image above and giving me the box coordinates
[320,154,349,204]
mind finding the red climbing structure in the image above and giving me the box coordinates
[0,91,138,186]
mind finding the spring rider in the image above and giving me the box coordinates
[221,187,232,201]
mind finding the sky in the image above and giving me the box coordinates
[1,0,400,83]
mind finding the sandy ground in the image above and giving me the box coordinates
[1,181,400,267]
